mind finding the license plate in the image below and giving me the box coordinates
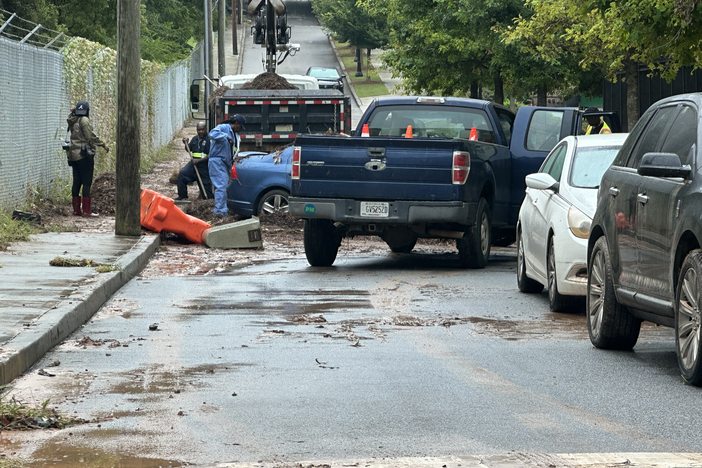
[276,124,293,132]
[360,201,389,217]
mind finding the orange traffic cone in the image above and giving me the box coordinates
[361,124,370,137]
[469,127,478,141]
[140,189,210,244]
[405,125,413,138]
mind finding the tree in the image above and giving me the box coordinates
[310,0,388,78]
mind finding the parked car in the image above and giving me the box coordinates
[227,147,293,217]
[517,133,628,312]
[587,93,701,385]
[305,66,344,94]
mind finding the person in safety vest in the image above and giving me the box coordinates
[583,107,612,134]
[176,122,213,200]
[208,114,246,217]
[66,100,109,217]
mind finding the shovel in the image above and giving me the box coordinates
[185,143,208,200]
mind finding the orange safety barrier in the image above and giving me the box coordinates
[140,189,210,244]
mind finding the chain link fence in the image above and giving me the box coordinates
[0,10,203,210]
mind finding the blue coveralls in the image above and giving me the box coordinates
[208,123,240,215]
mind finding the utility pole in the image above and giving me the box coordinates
[218,0,225,77]
[232,0,238,56]
[115,0,141,236]
[204,0,212,122]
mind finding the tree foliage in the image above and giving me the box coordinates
[310,0,387,50]
[0,0,206,63]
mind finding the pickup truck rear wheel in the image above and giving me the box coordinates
[304,219,341,267]
[457,198,491,269]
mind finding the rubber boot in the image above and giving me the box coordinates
[82,197,98,217]
[72,197,82,216]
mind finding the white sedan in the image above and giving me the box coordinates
[516,133,628,312]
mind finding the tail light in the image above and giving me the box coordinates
[231,163,238,179]
[292,146,301,179]
[452,151,470,185]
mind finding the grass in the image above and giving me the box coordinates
[0,210,41,251]
[0,391,86,431]
[333,40,391,99]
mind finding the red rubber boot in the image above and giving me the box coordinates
[72,197,82,216]
[82,197,99,217]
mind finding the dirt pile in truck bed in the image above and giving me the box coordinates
[240,72,297,90]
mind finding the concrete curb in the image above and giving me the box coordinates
[0,234,161,386]
[328,37,363,108]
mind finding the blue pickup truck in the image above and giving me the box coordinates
[289,96,618,267]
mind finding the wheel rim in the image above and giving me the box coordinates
[588,249,606,336]
[678,267,701,371]
[261,195,289,215]
[480,212,489,256]
[548,242,556,303]
[517,236,525,282]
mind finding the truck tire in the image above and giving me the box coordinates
[457,198,491,269]
[304,219,341,267]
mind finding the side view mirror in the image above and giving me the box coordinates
[190,84,200,103]
[525,172,559,192]
[638,152,691,178]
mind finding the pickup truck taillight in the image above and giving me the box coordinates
[452,151,470,185]
[292,146,301,179]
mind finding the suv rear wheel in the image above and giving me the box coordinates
[587,236,641,349]
[676,250,702,386]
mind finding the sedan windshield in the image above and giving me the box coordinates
[309,68,339,79]
[569,146,622,188]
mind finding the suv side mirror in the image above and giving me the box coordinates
[638,152,692,178]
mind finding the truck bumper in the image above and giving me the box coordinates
[289,198,473,225]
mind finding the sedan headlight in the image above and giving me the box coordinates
[567,205,591,239]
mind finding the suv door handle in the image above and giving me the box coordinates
[609,187,619,197]
[637,193,649,204]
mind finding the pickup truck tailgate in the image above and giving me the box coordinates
[294,136,461,201]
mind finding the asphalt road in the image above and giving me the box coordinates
[6,247,702,467]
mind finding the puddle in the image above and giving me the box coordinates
[26,441,184,467]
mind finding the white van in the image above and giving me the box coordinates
[220,74,319,90]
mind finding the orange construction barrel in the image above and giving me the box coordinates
[140,189,210,244]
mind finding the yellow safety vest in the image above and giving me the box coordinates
[586,121,612,135]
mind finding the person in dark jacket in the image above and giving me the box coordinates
[176,122,213,200]
[66,101,109,217]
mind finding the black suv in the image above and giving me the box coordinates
[588,93,701,384]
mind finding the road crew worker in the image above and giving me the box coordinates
[208,114,246,218]
[176,122,213,200]
[583,107,612,135]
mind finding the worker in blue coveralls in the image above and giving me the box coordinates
[208,114,246,217]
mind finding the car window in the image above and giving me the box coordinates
[626,106,679,168]
[309,68,339,79]
[366,105,496,141]
[539,143,567,177]
[569,146,622,188]
[612,111,653,167]
[495,108,514,147]
[525,110,565,152]
[659,105,697,166]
